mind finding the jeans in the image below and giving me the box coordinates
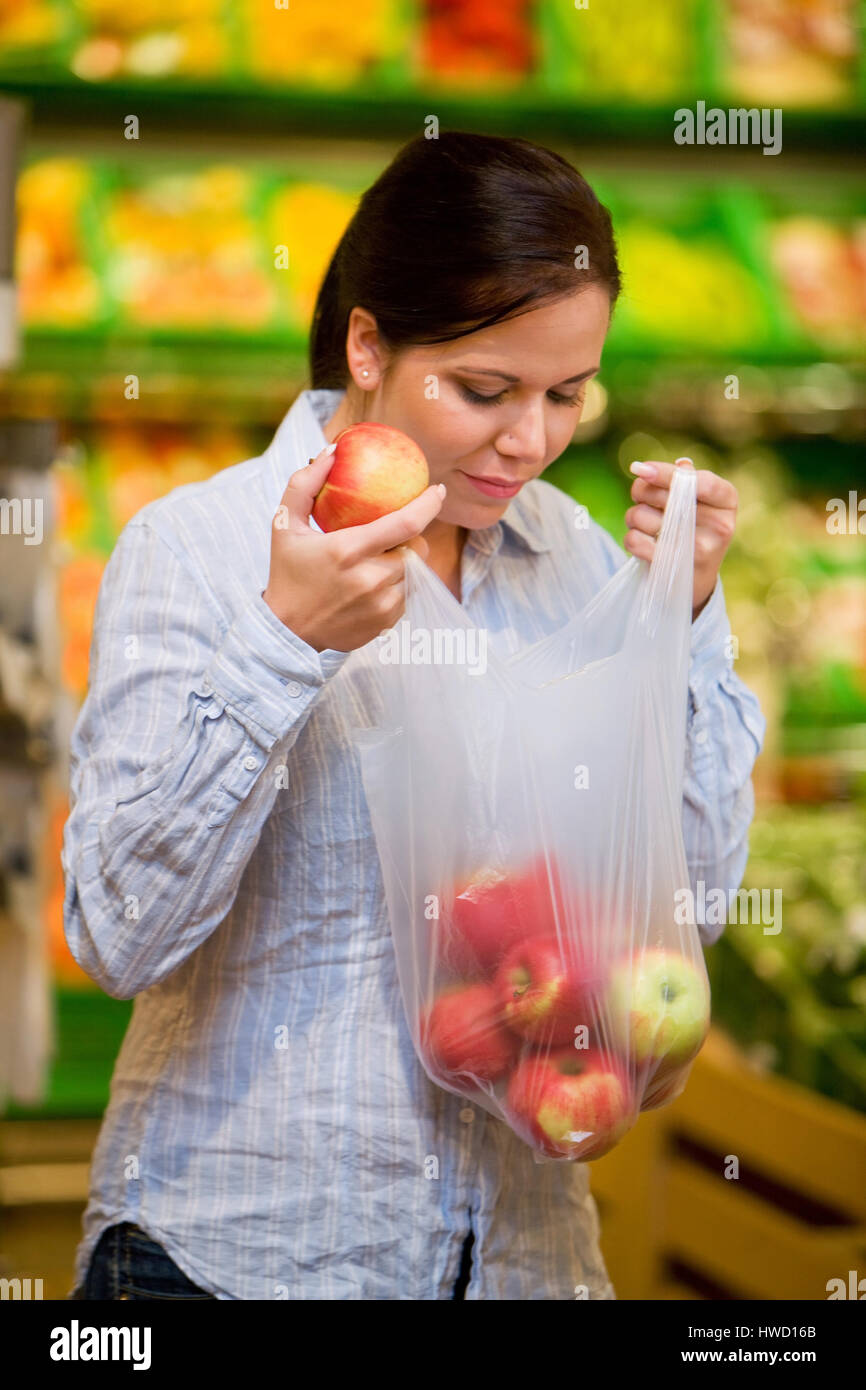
[70,1220,472,1300]
[68,1222,217,1300]
[452,1229,473,1299]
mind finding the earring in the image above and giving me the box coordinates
[361,369,369,378]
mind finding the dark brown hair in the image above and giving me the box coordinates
[309,130,621,390]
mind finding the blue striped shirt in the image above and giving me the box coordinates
[63,387,765,1300]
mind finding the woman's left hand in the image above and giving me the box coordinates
[625,457,738,620]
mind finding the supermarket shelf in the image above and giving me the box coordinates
[2,76,866,154]
[0,1160,90,1205]
[0,335,310,427]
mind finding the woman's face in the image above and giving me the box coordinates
[370,286,611,530]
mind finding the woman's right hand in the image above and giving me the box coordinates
[262,443,445,653]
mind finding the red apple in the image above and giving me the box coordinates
[420,982,518,1085]
[505,1047,633,1160]
[442,854,570,979]
[311,422,429,532]
[495,936,600,1046]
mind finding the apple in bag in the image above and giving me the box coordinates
[504,1047,633,1160]
[605,948,710,1081]
[441,853,572,979]
[494,935,602,1047]
[420,982,518,1085]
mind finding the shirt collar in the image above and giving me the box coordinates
[265,388,552,554]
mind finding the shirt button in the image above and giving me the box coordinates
[459,1107,475,1124]
[694,729,708,745]
[286,681,303,698]
[243,755,258,771]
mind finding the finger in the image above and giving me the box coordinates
[631,483,737,535]
[632,478,735,513]
[624,502,664,537]
[630,459,737,509]
[630,479,678,508]
[337,484,446,564]
[280,443,338,526]
[623,528,656,563]
[695,505,736,541]
[362,552,408,588]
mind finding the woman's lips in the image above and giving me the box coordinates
[459,471,523,499]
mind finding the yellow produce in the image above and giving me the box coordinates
[614,222,766,348]
[266,181,359,328]
[241,0,404,85]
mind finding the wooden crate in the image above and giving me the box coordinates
[590,1028,866,1300]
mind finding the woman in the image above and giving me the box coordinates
[64,130,764,1301]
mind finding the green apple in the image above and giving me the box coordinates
[606,948,710,1077]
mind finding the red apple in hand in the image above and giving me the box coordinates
[420,983,518,1085]
[505,1048,633,1160]
[442,854,570,979]
[495,936,600,1046]
[311,422,429,532]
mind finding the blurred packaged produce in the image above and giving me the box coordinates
[770,216,866,352]
[101,164,277,333]
[13,155,865,367]
[539,0,700,101]
[2,1,863,109]
[15,159,109,329]
[723,0,860,107]
[421,0,534,86]
[237,0,408,89]
[262,177,361,333]
[15,156,368,341]
[707,803,866,1113]
[69,0,231,82]
[0,0,69,58]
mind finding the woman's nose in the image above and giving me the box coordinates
[494,403,546,466]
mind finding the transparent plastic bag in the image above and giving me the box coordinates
[352,465,710,1163]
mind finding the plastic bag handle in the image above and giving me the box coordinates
[634,464,697,637]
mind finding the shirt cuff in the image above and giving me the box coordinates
[201,591,352,750]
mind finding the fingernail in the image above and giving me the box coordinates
[674,456,694,468]
[437,483,447,497]
[630,461,656,479]
[323,442,337,456]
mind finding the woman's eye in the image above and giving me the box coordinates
[458,384,506,406]
[457,384,585,408]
